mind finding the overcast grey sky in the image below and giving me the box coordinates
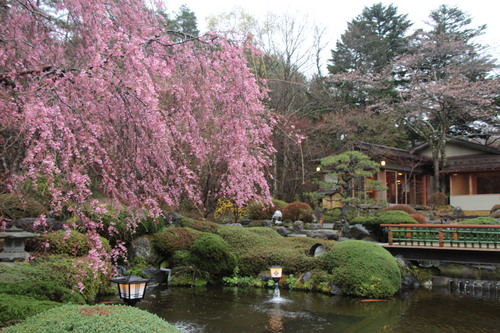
[164,0,499,74]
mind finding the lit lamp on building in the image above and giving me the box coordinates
[316,166,321,172]
[110,275,149,306]
[269,265,283,284]
[380,160,386,166]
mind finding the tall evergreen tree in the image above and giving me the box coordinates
[328,3,411,75]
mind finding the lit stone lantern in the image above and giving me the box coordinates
[269,265,283,284]
[110,275,149,306]
[0,224,39,262]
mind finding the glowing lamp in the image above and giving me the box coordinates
[110,275,149,306]
[269,265,283,283]
[380,160,386,166]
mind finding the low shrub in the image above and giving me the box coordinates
[179,217,219,233]
[152,227,201,257]
[383,204,417,215]
[374,211,418,224]
[428,192,448,207]
[0,255,112,304]
[320,240,402,298]
[350,216,377,226]
[459,217,499,225]
[215,226,281,256]
[0,280,85,304]
[3,304,181,333]
[190,233,237,280]
[410,213,428,224]
[170,250,193,267]
[0,293,61,327]
[282,202,313,222]
[0,193,47,220]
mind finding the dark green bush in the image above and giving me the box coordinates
[3,304,181,333]
[170,250,193,267]
[350,216,377,226]
[0,280,85,303]
[375,211,418,224]
[459,217,499,225]
[321,240,401,298]
[0,193,47,219]
[382,204,417,215]
[237,237,333,276]
[190,233,237,280]
[152,227,201,257]
[215,226,281,256]
[282,202,313,222]
[0,293,61,327]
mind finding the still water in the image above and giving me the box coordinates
[137,285,500,333]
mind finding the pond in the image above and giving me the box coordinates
[135,285,500,333]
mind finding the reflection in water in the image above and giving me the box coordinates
[135,286,500,333]
[266,303,284,332]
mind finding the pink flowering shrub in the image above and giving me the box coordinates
[0,0,276,288]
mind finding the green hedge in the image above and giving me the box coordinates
[459,217,499,225]
[0,294,61,327]
[321,240,402,298]
[3,304,181,333]
[190,233,237,280]
[27,230,110,257]
[351,210,418,226]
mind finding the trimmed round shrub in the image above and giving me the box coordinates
[282,202,313,222]
[0,294,61,327]
[0,193,47,219]
[3,304,181,333]
[410,213,428,224]
[350,216,377,226]
[459,217,499,225]
[0,280,85,304]
[152,227,201,257]
[190,233,237,279]
[383,204,417,215]
[321,240,402,298]
[374,211,418,224]
[428,192,448,207]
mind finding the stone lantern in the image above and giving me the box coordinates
[0,224,39,262]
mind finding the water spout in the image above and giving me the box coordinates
[273,282,280,298]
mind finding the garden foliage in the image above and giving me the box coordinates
[282,202,313,222]
[321,240,402,298]
[0,294,61,327]
[3,304,181,333]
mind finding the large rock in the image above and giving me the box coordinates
[293,221,304,232]
[129,236,162,266]
[276,227,292,237]
[347,224,370,240]
[305,230,340,241]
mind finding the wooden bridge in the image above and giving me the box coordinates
[380,224,500,265]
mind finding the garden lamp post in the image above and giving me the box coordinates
[269,265,283,284]
[110,275,149,306]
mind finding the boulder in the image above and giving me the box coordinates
[347,224,370,240]
[305,230,340,241]
[293,220,304,232]
[276,227,292,237]
[129,236,162,266]
[305,223,322,230]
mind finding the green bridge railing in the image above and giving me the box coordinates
[381,224,500,249]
